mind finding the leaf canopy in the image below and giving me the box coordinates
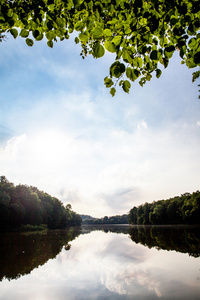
[0,0,200,95]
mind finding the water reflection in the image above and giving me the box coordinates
[0,226,200,300]
[0,227,81,281]
[128,225,200,257]
[82,225,200,257]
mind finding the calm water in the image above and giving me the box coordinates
[0,225,200,300]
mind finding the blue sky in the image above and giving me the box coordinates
[0,34,200,217]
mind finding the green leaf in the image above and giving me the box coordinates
[156,69,162,78]
[104,76,114,88]
[36,33,43,41]
[20,29,29,38]
[193,52,200,64]
[93,43,105,58]
[10,28,18,39]
[46,31,55,41]
[139,77,146,87]
[93,27,103,38]
[119,80,123,87]
[79,33,88,42]
[126,67,140,81]
[180,45,186,59]
[110,87,116,97]
[170,17,178,26]
[75,37,79,44]
[47,21,53,30]
[32,30,40,39]
[103,29,112,37]
[26,38,34,47]
[57,17,65,28]
[150,50,158,60]
[104,41,116,53]
[165,45,175,52]
[126,68,133,80]
[137,57,143,68]
[122,49,132,63]
[188,38,196,49]
[7,9,13,18]
[122,80,131,93]
[75,21,85,31]
[47,40,53,48]
[112,36,121,46]
[161,57,169,68]
[164,50,174,59]
[146,73,152,81]
[110,61,125,78]
[192,70,200,82]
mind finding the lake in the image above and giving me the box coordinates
[0,225,200,300]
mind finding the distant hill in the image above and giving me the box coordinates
[80,214,128,225]
[80,214,96,221]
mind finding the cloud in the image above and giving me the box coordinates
[137,120,148,130]
[0,111,199,217]
[1,37,200,217]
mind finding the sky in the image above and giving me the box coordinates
[0,33,200,217]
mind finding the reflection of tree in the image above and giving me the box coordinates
[81,225,130,235]
[128,226,200,257]
[0,227,81,281]
[83,225,200,257]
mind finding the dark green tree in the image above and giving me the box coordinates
[128,191,200,225]
[0,176,82,230]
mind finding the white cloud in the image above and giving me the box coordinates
[137,120,148,130]
[1,37,200,217]
[0,114,199,217]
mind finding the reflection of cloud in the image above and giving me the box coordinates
[3,229,199,300]
[63,231,163,297]
[101,265,162,297]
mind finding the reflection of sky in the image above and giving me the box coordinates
[0,231,200,300]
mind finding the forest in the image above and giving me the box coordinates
[81,214,128,225]
[1,175,200,230]
[0,176,82,231]
[128,190,200,225]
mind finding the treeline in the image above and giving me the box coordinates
[128,191,200,225]
[0,176,82,230]
[81,214,128,225]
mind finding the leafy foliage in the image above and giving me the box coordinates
[0,0,200,95]
[0,176,82,230]
[128,191,200,225]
